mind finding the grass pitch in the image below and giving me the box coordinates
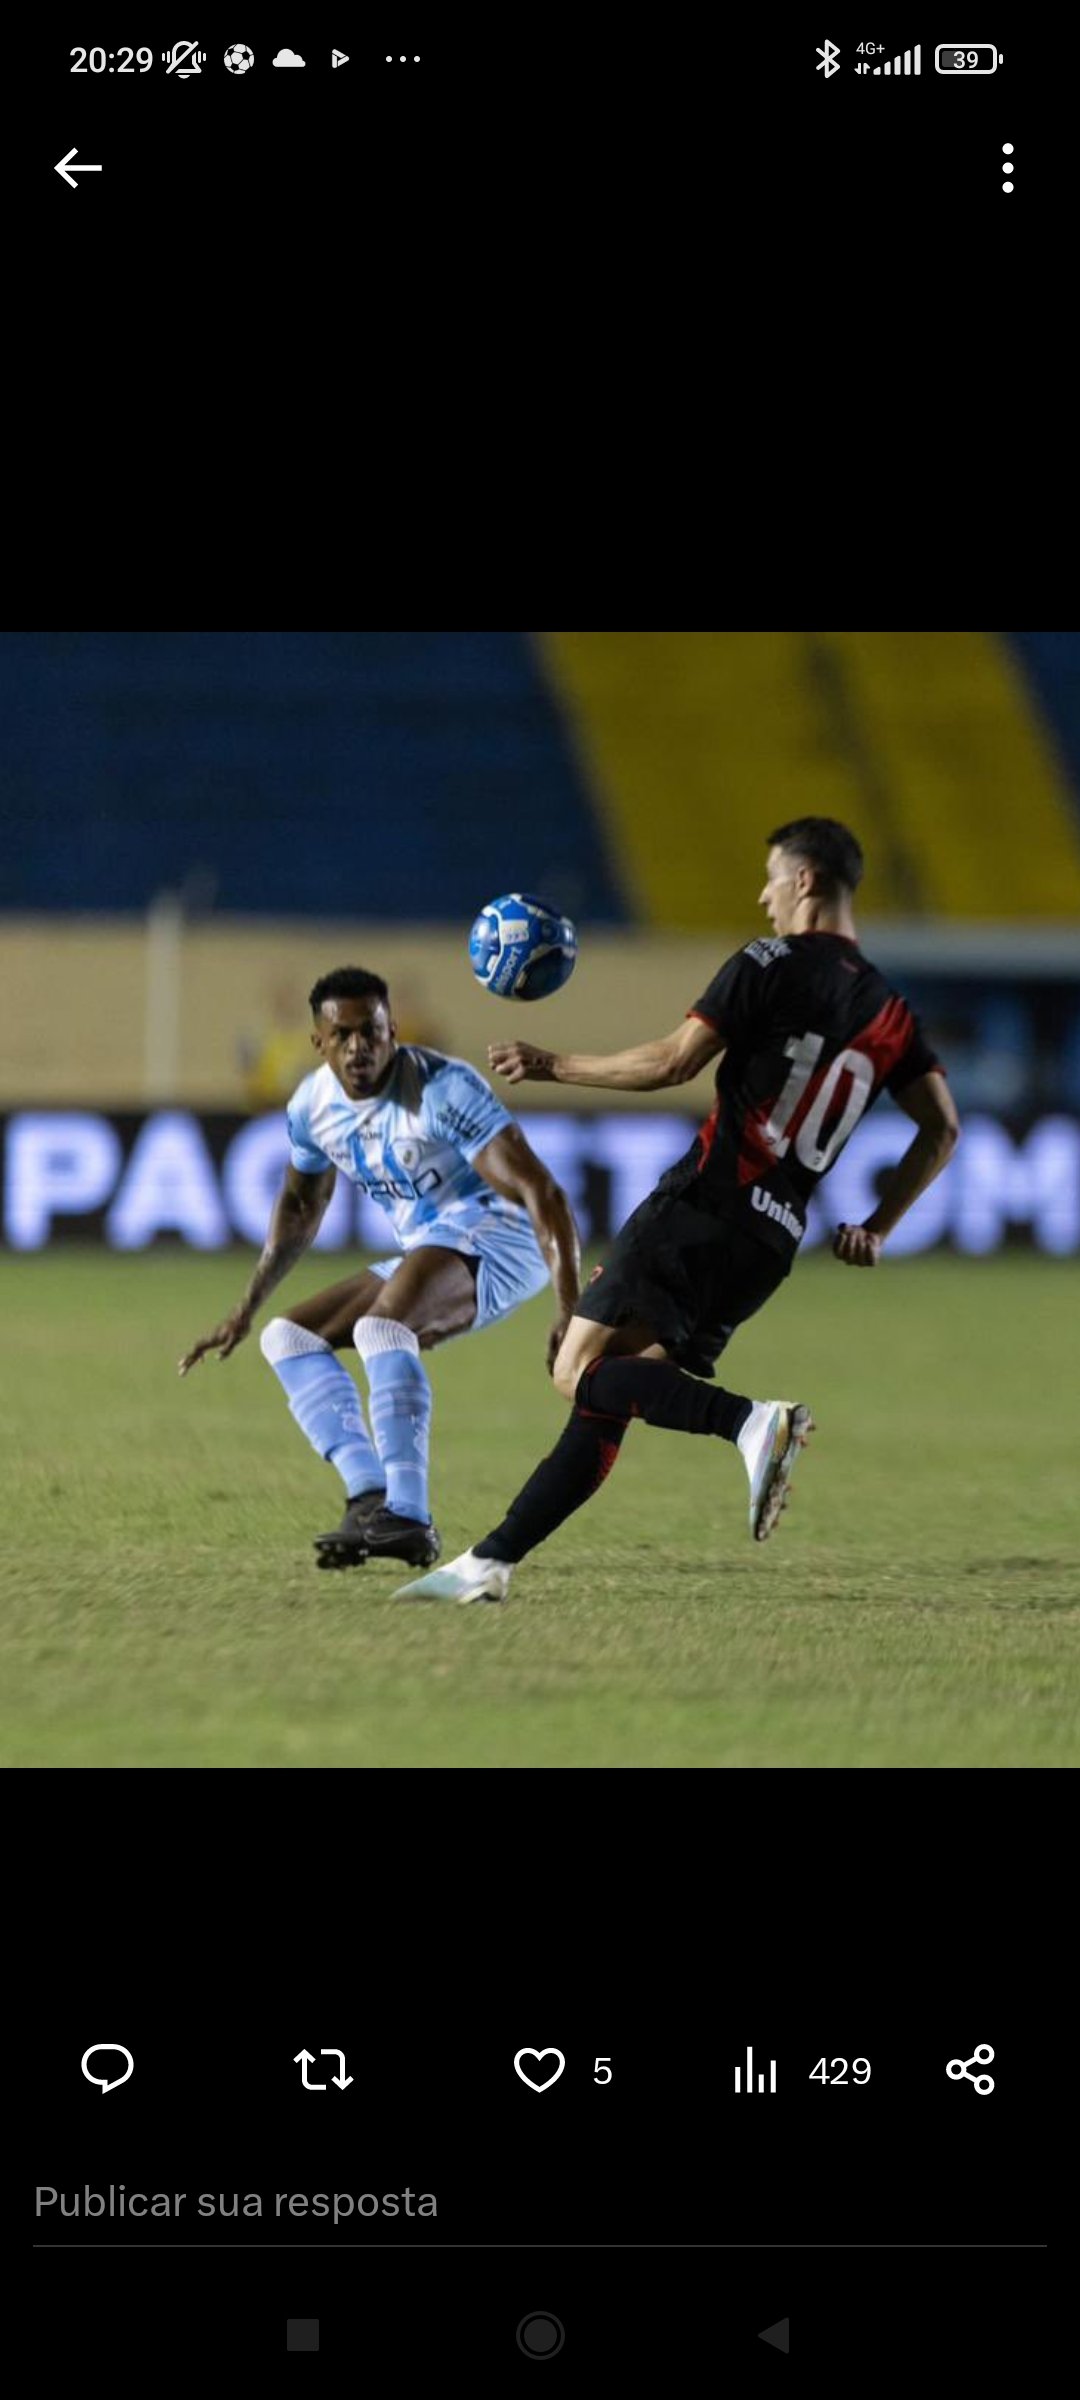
[2,1250,1077,1767]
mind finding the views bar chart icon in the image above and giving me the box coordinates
[735,2046,777,2094]
[855,46,921,73]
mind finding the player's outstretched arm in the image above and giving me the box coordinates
[833,1071,959,1266]
[488,1016,724,1093]
[178,1163,337,1373]
[471,1124,582,1374]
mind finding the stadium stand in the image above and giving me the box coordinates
[0,632,629,922]
[538,632,1080,922]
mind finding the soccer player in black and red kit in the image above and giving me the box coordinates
[397,819,960,1605]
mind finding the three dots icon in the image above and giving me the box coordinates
[1002,143,1014,193]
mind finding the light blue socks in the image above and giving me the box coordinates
[352,1317,432,1525]
[260,1314,434,1524]
[259,1319,383,1500]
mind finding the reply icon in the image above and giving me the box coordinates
[81,2044,134,2094]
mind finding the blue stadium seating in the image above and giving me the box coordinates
[0,632,628,920]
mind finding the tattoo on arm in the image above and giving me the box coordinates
[243,1189,327,1312]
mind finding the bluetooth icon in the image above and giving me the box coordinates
[816,39,841,76]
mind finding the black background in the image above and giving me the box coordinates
[17,18,1058,235]
[9,11,1066,594]
[21,1774,1056,2384]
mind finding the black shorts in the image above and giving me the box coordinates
[575,1192,791,1377]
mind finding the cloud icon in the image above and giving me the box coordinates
[272,48,305,67]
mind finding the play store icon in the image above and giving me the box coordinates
[332,49,349,66]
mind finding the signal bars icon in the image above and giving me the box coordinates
[735,2046,777,2094]
[855,45,921,73]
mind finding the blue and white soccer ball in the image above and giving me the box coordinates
[468,893,578,1001]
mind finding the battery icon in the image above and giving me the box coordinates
[934,44,1003,72]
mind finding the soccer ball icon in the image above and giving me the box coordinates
[468,893,578,1002]
[224,44,254,74]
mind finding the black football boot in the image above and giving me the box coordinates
[349,1507,442,1569]
[313,1489,387,1570]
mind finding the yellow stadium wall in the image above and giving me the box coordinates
[0,921,750,1111]
[537,631,1080,922]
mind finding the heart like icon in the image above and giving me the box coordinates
[514,2047,566,2093]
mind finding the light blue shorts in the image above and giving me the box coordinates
[367,1215,551,1336]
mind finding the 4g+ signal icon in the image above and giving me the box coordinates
[855,46,922,73]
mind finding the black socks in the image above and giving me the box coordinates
[474,1357,752,1565]
[580,1356,751,1442]
[474,1408,630,1565]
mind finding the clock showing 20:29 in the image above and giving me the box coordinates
[70,48,154,71]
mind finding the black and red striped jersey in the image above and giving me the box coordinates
[656,932,942,1257]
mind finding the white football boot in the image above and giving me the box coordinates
[737,1400,815,1541]
[394,1548,513,1604]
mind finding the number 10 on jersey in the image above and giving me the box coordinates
[764,1033,875,1173]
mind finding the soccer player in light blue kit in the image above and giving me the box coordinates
[179,966,581,1569]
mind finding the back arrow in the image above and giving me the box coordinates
[56,147,102,188]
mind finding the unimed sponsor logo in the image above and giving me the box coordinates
[751,1187,805,1241]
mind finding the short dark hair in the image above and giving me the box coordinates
[308,965,390,1017]
[767,817,864,897]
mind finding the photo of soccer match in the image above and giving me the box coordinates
[3,631,1078,1766]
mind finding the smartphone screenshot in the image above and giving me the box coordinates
[8,0,1072,2368]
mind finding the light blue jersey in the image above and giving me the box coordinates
[286,1046,550,1329]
